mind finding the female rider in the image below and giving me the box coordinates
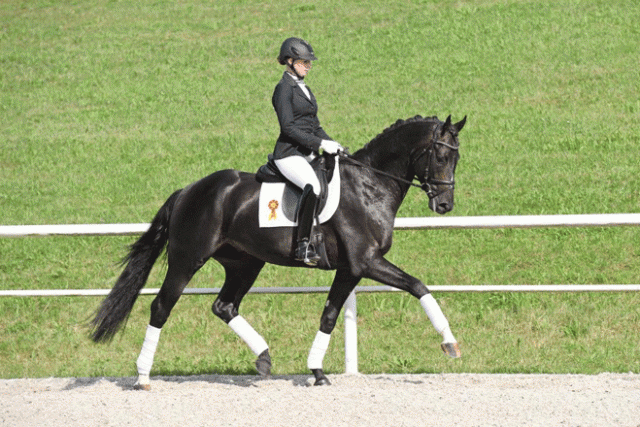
[271,37,343,265]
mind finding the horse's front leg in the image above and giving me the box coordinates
[361,256,461,358]
[308,269,361,386]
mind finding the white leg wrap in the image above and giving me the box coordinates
[420,294,457,343]
[307,331,331,370]
[228,316,269,356]
[137,325,161,378]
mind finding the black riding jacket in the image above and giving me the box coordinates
[271,72,332,160]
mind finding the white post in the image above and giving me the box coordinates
[344,291,358,374]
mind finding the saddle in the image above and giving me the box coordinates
[255,154,336,222]
[255,154,340,270]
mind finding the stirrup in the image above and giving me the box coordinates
[295,239,321,266]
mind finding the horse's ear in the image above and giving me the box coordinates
[454,116,467,132]
[442,115,452,135]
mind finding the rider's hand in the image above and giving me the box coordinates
[320,140,344,155]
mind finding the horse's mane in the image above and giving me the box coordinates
[354,115,440,158]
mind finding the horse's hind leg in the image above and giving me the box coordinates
[135,263,199,390]
[211,249,269,376]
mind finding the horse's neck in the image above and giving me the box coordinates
[349,135,419,211]
[365,151,411,179]
[346,119,438,218]
[354,131,417,182]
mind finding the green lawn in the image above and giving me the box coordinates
[1,0,638,378]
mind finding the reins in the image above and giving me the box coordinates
[338,152,425,190]
[338,123,459,198]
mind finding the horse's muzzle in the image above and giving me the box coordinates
[429,190,454,214]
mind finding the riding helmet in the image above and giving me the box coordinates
[277,37,317,65]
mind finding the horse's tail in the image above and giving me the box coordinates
[90,189,182,343]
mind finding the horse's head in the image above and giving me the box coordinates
[415,115,466,214]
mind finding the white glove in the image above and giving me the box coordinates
[320,140,344,155]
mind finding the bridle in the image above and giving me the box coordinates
[339,123,459,199]
[411,123,459,198]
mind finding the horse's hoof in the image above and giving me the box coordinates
[310,368,331,386]
[133,383,151,391]
[314,377,331,386]
[441,342,461,358]
[255,349,272,377]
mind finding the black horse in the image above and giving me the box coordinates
[91,114,466,388]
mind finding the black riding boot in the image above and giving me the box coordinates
[295,184,321,266]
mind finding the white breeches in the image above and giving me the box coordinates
[274,155,321,196]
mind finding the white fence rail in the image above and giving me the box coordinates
[2,213,640,237]
[2,213,639,374]
[2,284,640,298]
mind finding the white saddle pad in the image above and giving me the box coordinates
[258,158,341,228]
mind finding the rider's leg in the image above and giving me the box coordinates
[273,155,321,195]
[295,184,321,265]
[274,156,321,265]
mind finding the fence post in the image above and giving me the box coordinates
[344,291,358,374]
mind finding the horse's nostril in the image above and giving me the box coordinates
[438,202,451,212]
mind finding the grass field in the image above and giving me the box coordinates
[1,0,639,378]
